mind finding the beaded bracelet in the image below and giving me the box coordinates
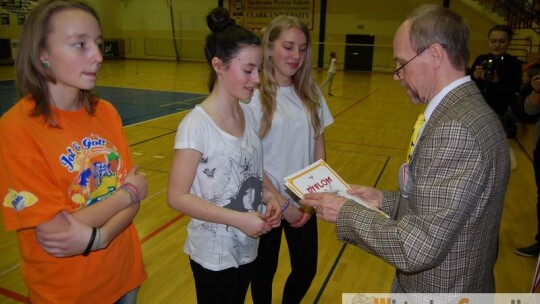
[82,227,97,256]
[281,198,291,213]
[119,182,140,204]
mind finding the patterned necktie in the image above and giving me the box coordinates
[407,113,425,162]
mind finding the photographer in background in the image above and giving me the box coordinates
[471,25,522,138]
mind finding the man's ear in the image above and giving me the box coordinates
[428,43,445,68]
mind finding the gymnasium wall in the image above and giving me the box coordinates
[0,0,537,71]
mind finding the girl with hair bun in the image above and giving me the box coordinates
[167,7,281,304]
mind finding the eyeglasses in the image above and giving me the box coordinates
[394,48,428,78]
[394,44,447,78]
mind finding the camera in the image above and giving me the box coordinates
[482,59,496,82]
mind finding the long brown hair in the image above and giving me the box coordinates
[258,15,321,138]
[15,0,101,127]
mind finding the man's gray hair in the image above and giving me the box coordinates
[408,4,470,72]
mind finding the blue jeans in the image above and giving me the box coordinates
[115,287,141,304]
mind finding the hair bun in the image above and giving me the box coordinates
[207,7,236,33]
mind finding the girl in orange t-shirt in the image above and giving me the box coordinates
[0,1,147,303]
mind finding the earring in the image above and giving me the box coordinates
[42,61,49,69]
[267,52,272,59]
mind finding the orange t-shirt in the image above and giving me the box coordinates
[0,97,147,303]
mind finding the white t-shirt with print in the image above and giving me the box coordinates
[174,103,264,271]
[248,86,334,204]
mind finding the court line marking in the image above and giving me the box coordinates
[0,263,20,276]
[332,89,379,119]
[124,109,191,128]
[0,287,27,303]
[159,96,206,107]
[141,214,185,244]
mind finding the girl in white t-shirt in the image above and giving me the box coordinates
[167,7,280,304]
[321,51,338,96]
[248,15,334,304]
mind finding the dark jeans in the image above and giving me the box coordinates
[251,215,318,304]
[190,258,254,304]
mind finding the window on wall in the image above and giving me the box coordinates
[0,0,22,8]
[0,13,9,25]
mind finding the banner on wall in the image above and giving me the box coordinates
[230,0,314,30]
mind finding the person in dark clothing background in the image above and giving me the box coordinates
[515,63,540,257]
[470,24,522,137]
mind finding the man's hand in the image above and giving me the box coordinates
[300,192,348,223]
[347,185,383,209]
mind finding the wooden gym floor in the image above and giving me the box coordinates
[0,59,537,303]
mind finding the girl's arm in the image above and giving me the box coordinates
[36,204,139,257]
[35,166,147,256]
[314,133,326,162]
[167,149,271,238]
[262,173,302,225]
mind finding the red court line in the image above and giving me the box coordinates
[141,214,185,243]
[0,286,27,303]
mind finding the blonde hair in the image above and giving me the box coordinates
[258,15,321,138]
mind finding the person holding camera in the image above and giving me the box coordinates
[470,25,522,137]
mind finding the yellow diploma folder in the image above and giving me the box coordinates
[284,159,389,218]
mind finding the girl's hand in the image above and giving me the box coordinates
[123,166,148,203]
[289,209,311,228]
[237,212,272,239]
[264,196,282,228]
[36,211,93,257]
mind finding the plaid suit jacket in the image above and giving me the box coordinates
[336,81,510,292]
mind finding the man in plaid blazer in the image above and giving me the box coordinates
[301,4,510,292]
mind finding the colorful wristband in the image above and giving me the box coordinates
[281,198,291,213]
[120,182,140,204]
